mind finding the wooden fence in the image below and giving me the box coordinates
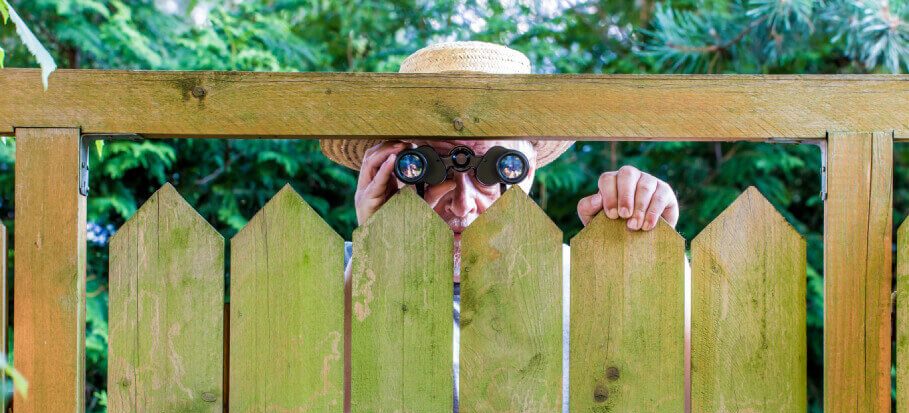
[101,181,805,412]
[0,70,906,412]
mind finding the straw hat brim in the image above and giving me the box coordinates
[320,138,573,171]
[320,41,574,170]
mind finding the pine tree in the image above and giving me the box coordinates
[642,0,909,73]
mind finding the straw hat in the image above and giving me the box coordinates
[319,41,574,170]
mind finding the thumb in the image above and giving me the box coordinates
[577,193,603,226]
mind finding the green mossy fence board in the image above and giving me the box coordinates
[230,184,344,411]
[897,219,909,413]
[108,217,138,411]
[691,187,806,412]
[569,214,685,412]
[108,183,224,412]
[0,224,5,409]
[350,188,454,411]
[460,186,563,412]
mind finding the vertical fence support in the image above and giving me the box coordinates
[1,223,6,410]
[824,130,893,413]
[13,128,86,413]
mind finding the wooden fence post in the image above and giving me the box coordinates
[1,223,6,411]
[825,131,893,413]
[13,128,86,413]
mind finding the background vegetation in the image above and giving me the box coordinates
[1,0,908,411]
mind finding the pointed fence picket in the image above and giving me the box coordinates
[108,183,224,412]
[459,186,564,412]
[569,215,685,411]
[102,183,814,412]
[897,221,909,413]
[350,187,453,411]
[230,184,344,411]
[690,187,807,412]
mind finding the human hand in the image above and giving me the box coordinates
[576,165,679,231]
[354,141,409,225]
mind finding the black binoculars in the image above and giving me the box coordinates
[393,145,529,197]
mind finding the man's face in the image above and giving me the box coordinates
[406,139,537,240]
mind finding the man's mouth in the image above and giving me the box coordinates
[447,217,471,235]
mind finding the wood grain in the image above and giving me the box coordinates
[108,183,224,412]
[825,131,893,413]
[569,214,685,412]
[350,188,453,412]
[108,216,138,412]
[230,184,344,411]
[13,128,85,413]
[1,69,907,140]
[460,186,562,412]
[1,223,6,410]
[690,187,807,412]
[898,218,909,413]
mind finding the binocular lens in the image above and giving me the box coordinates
[497,153,527,183]
[396,153,426,183]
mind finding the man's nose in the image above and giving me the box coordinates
[446,172,478,218]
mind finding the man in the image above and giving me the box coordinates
[320,41,681,412]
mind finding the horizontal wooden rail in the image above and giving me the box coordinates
[0,69,907,140]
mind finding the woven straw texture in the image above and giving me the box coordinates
[320,41,573,170]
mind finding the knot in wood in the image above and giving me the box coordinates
[606,366,620,381]
[452,117,464,131]
[191,86,207,99]
[201,392,217,402]
[593,383,609,403]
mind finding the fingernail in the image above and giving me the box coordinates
[591,194,602,206]
[644,220,654,230]
[607,208,618,219]
[627,218,637,229]
[619,207,630,218]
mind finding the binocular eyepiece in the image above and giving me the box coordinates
[393,145,529,194]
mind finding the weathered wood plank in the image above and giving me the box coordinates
[898,218,909,413]
[13,128,85,413]
[825,131,893,413]
[230,184,344,411]
[350,187,453,411]
[108,218,138,412]
[460,186,562,412]
[0,223,6,409]
[691,187,807,412]
[109,183,224,412]
[1,69,907,140]
[569,214,685,411]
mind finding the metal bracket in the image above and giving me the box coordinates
[765,137,827,201]
[79,133,144,196]
[818,139,827,201]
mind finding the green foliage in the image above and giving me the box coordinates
[0,0,55,87]
[1,1,907,412]
[643,0,909,73]
[0,1,7,68]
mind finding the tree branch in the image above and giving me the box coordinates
[668,14,769,54]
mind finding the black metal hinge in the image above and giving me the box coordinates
[79,133,143,196]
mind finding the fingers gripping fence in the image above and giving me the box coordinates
[103,182,804,412]
[2,71,905,413]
